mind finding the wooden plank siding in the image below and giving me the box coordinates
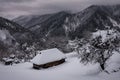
[33,59,65,69]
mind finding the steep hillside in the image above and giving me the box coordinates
[14,5,120,40]
[64,5,120,39]
[0,17,39,61]
[13,11,72,52]
[14,11,71,37]
[0,17,35,44]
[13,14,53,29]
[13,5,120,52]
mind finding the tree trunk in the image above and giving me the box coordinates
[100,63,105,70]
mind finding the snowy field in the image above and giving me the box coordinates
[0,52,120,80]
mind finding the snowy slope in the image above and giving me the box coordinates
[0,52,120,80]
[106,51,120,73]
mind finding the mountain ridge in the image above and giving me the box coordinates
[1,4,120,54]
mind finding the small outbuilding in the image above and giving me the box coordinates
[2,58,13,65]
[31,48,66,69]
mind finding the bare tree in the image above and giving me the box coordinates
[74,29,120,70]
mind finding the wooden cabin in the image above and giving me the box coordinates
[31,48,66,69]
[2,58,13,65]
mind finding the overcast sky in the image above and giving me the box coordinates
[0,0,120,19]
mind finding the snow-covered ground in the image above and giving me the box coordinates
[0,52,120,80]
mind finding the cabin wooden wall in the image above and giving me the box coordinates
[33,59,65,69]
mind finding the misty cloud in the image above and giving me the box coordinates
[0,0,34,3]
[0,0,120,19]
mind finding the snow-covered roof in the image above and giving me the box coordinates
[31,48,66,65]
[2,58,14,62]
